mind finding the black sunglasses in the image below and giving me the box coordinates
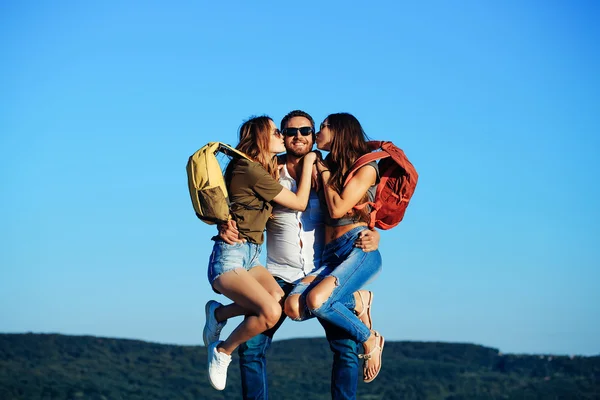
[282,127,314,137]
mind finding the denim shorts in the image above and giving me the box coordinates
[207,240,262,288]
[289,226,382,298]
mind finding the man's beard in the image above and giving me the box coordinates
[287,148,311,158]
[285,141,313,158]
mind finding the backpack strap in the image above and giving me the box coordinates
[352,200,380,229]
[342,141,394,229]
[218,142,253,161]
[218,143,267,213]
[344,141,391,186]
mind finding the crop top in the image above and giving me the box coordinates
[318,161,379,227]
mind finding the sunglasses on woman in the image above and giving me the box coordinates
[282,127,314,137]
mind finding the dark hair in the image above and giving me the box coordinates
[280,110,314,130]
[225,115,278,184]
[280,110,316,141]
[324,113,372,222]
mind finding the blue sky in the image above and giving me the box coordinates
[1,1,599,356]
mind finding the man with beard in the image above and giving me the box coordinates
[206,110,379,399]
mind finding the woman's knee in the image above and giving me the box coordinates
[270,286,285,303]
[284,294,302,320]
[261,301,282,329]
[306,278,337,311]
[306,276,337,311]
[306,289,330,311]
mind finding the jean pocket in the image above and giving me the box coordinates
[217,240,245,249]
[333,239,358,260]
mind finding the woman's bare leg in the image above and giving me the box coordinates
[354,290,373,329]
[248,266,286,302]
[214,303,246,322]
[213,266,282,355]
[210,265,286,335]
[213,266,285,322]
[362,330,384,382]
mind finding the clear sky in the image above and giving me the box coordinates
[1,1,599,356]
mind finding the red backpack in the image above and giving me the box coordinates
[344,141,418,230]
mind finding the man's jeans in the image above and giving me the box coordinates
[238,278,359,400]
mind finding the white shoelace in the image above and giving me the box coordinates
[214,352,230,370]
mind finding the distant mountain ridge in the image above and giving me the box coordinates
[1,333,598,399]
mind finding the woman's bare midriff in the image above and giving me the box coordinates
[325,222,368,244]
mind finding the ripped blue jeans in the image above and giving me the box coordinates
[288,226,382,343]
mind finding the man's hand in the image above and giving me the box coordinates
[218,219,245,244]
[354,229,380,252]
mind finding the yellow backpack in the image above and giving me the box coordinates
[186,142,252,224]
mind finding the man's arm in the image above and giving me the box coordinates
[217,219,245,244]
[353,229,380,252]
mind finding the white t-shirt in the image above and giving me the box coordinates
[265,164,325,283]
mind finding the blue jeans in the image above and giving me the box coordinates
[238,278,359,400]
[291,226,382,343]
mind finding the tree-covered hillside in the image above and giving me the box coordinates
[0,333,598,399]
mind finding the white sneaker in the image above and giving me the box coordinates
[203,300,226,346]
[207,341,231,390]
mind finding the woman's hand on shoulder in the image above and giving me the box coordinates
[303,151,317,165]
[311,164,321,191]
[314,152,330,173]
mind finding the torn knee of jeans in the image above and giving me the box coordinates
[296,307,314,322]
[285,307,308,322]
[310,300,327,314]
[308,277,338,311]
[301,276,317,285]
[289,314,305,322]
[308,293,330,312]
[285,293,301,306]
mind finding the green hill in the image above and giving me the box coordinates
[0,333,598,399]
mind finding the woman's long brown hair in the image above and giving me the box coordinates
[324,113,372,222]
[226,116,279,184]
[325,113,370,192]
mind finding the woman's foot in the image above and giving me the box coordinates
[355,290,373,330]
[207,341,232,390]
[203,300,227,346]
[360,330,385,383]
